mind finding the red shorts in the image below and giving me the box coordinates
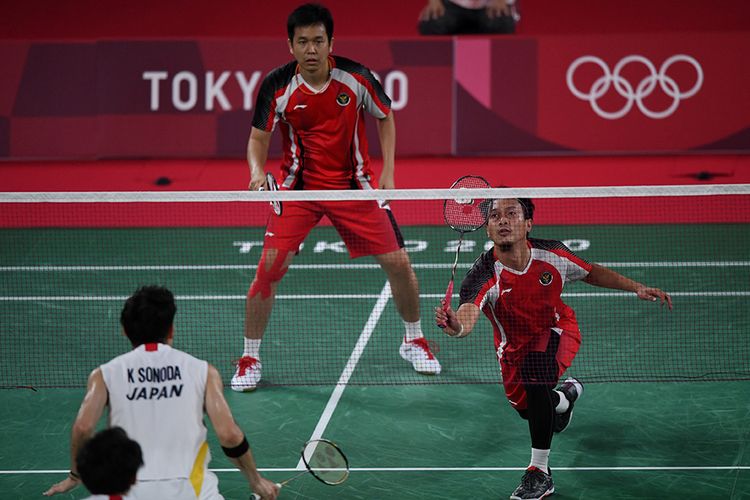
[263,200,404,258]
[499,308,582,412]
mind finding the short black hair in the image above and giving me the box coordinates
[287,3,334,42]
[120,285,176,346]
[77,427,143,495]
[517,198,535,220]
[494,185,535,220]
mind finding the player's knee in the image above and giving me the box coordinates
[248,251,290,299]
[520,352,557,386]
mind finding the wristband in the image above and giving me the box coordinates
[222,436,249,458]
[452,324,464,337]
[68,470,81,481]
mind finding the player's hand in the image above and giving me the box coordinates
[249,168,268,191]
[486,0,511,18]
[251,476,280,500]
[43,476,79,496]
[435,299,462,335]
[635,286,673,310]
[378,170,395,207]
[378,170,395,191]
[419,0,445,21]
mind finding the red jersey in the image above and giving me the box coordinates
[252,55,391,190]
[459,238,592,361]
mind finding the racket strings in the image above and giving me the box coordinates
[302,440,349,485]
[444,176,491,232]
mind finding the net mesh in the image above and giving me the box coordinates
[1,185,749,388]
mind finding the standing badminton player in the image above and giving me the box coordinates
[435,197,672,499]
[232,3,440,392]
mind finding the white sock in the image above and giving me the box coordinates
[243,338,262,359]
[554,390,569,414]
[403,320,423,342]
[529,448,550,474]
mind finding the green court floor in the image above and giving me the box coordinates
[1,382,748,498]
[1,222,749,498]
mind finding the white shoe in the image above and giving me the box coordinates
[399,338,441,375]
[231,356,262,392]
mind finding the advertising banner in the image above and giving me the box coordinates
[2,39,452,159]
[2,34,748,159]
[454,33,750,154]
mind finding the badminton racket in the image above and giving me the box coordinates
[263,172,282,216]
[251,438,348,499]
[437,175,491,327]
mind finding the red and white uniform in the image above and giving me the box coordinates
[252,55,403,258]
[100,343,222,499]
[460,238,592,409]
[252,55,390,191]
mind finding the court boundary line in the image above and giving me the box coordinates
[295,281,392,470]
[1,291,747,302]
[2,261,749,272]
[4,465,748,474]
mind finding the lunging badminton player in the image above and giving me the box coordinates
[232,3,440,392]
[435,197,672,500]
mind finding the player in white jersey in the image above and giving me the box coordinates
[44,286,278,500]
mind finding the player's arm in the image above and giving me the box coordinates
[584,263,673,309]
[204,365,278,500]
[247,127,273,191]
[436,301,482,337]
[43,368,108,496]
[376,111,396,190]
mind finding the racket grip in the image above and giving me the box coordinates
[443,281,454,306]
[437,282,454,329]
[251,483,282,499]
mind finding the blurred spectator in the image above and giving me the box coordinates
[418,0,519,34]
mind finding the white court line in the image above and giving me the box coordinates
[1,291,747,302]
[294,281,392,470]
[4,465,748,474]
[1,261,750,272]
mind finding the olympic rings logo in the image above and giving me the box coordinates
[566,55,703,120]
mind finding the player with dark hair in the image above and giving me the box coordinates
[44,286,278,500]
[232,2,440,392]
[435,198,672,499]
[74,427,143,498]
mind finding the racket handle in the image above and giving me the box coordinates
[443,281,454,306]
[437,281,454,329]
[251,483,282,500]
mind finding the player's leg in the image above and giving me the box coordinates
[510,338,560,500]
[327,200,440,374]
[232,202,319,392]
[552,305,584,433]
[374,249,441,375]
[232,248,295,392]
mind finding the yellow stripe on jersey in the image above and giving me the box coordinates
[189,441,209,497]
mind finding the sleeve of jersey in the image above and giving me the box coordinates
[556,243,593,282]
[251,69,287,132]
[354,65,391,119]
[459,257,494,308]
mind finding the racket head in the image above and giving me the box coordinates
[443,175,491,233]
[265,172,282,216]
[300,438,349,486]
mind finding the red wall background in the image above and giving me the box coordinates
[2,0,749,39]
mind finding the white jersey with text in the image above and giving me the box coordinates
[100,343,210,483]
